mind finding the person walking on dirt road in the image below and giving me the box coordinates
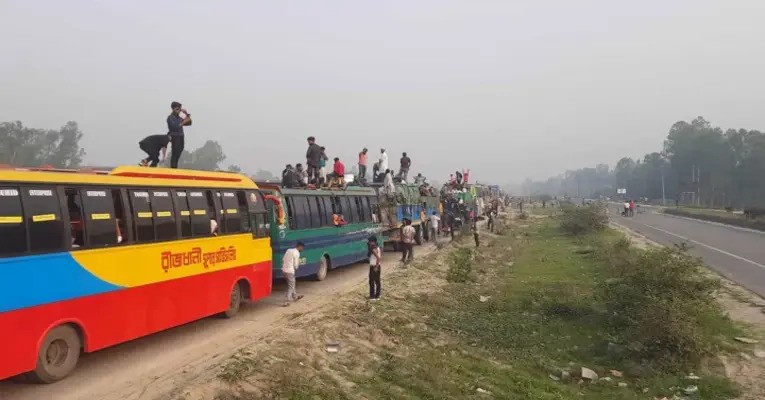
[401,219,416,264]
[368,237,382,300]
[472,219,480,248]
[282,242,305,307]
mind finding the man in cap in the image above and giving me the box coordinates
[167,101,192,168]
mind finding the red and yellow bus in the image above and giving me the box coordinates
[0,166,272,382]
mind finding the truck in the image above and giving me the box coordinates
[374,182,439,250]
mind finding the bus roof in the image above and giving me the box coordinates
[256,183,377,197]
[0,166,258,189]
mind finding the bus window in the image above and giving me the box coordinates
[354,196,365,223]
[23,187,65,253]
[129,190,155,242]
[112,189,127,244]
[285,196,296,229]
[359,197,371,223]
[65,188,85,248]
[236,191,251,233]
[345,197,358,223]
[188,190,210,237]
[245,190,269,237]
[221,191,241,234]
[291,196,310,229]
[321,197,333,227]
[82,188,119,247]
[151,190,177,241]
[207,191,224,235]
[0,187,27,256]
[174,190,192,238]
[309,196,322,228]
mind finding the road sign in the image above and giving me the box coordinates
[617,188,626,194]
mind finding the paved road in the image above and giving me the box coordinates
[612,206,765,298]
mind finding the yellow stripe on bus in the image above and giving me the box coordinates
[180,210,191,216]
[226,209,237,214]
[193,210,206,216]
[137,212,153,218]
[32,214,56,222]
[91,213,111,220]
[156,211,172,217]
[0,216,22,224]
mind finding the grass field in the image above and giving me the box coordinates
[206,212,744,400]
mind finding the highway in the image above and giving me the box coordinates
[612,206,765,299]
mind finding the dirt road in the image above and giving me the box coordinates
[0,243,438,400]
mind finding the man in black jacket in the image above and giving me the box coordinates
[138,134,170,167]
[167,101,192,168]
[305,136,322,184]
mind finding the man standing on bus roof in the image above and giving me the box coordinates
[282,242,305,307]
[379,148,389,173]
[167,101,192,169]
[138,134,170,167]
[306,136,322,184]
[398,152,411,182]
[358,148,368,182]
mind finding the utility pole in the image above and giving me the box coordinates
[661,169,666,206]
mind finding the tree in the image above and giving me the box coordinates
[227,164,243,173]
[0,121,86,168]
[251,169,278,181]
[171,140,226,171]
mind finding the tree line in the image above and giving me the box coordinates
[0,121,278,181]
[523,116,765,208]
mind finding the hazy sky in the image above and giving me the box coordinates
[1,0,764,183]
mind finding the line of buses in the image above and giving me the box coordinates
[0,166,444,383]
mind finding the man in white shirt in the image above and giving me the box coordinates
[282,242,305,306]
[383,169,395,194]
[400,219,416,264]
[379,148,389,172]
[429,211,440,241]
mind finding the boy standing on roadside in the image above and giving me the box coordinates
[368,238,382,300]
[401,219,416,264]
[282,242,305,307]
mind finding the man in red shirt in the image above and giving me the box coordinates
[328,157,345,186]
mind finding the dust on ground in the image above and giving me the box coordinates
[174,218,499,400]
[612,221,765,400]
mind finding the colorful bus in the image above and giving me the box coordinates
[0,167,272,383]
[257,184,381,280]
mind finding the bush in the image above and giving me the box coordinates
[517,212,529,220]
[597,245,726,371]
[446,248,474,283]
[560,204,608,235]
[665,207,765,230]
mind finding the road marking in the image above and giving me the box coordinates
[634,221,765,271]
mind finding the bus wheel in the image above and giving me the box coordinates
[314,256,329,281]
[31,325,81,383]
[414,225,423,245]
[223,283,243,318]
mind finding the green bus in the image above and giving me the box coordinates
[257,183,382,280]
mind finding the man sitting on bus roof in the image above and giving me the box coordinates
[328,157,345,187]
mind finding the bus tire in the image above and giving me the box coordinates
[314,256,329,281]
[223,282,243,318]
[414,225,423,245]
[30,325,81,383]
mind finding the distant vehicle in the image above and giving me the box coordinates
[257,183,382,280]
[0,167,272,383]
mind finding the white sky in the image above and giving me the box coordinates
[1,0,764,183]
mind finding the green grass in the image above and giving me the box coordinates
[211,217,741,400]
